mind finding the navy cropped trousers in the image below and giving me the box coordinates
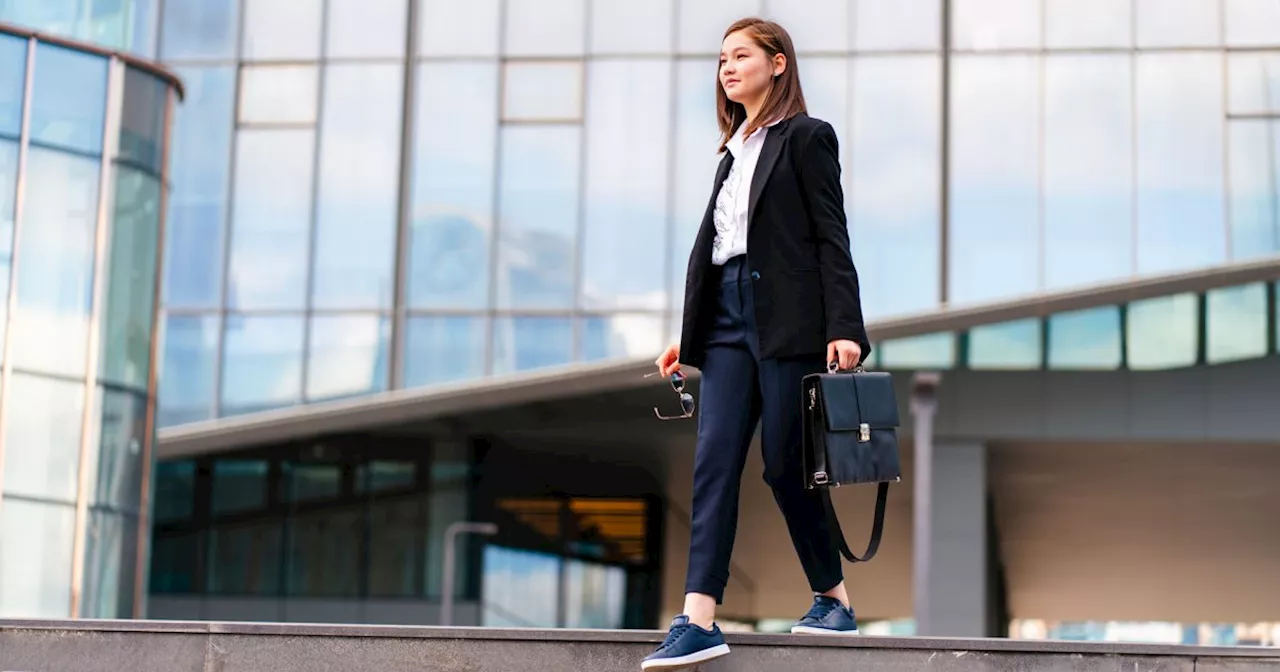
[684,256,843,603]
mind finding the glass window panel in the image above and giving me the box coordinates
[0,498,75,618]
[564,559,627,629]
[1045,0,1131,48]
[326,0,407,58]
[581,60,670,311]
[305,314,390,401]
[505,0,585,56]
[1225,0,1280,47]
[240,0,322,60]
[1,374,85,503]
[877,332,956,369]
[1228,53,1280,116]
[10,148,98,378]
[1135,0,1219,48]
[1136,53,1226,275]
[1275,282,1280,354]
[208,519,282,595]
[81,510,138,618]
[766,0,850,52]
[424,440,471,599]
[851,56,940,319]
[589,0,673,54]
[237,65,318,125]
[493,317,573,374]
[212,459,268,514]
[404,315,487,386]
[221,314,304,415]
[368,497,421,598]
[226,128,313,310]
[0,2,80,41]
[287,507,361,597]
[101,167,161,389]
[1047,306,1122,369]
[854,0,940,52]
[1228,121,1280,261]
[669,59,720,313]
[312,63,403,310]
[158,314,219,427]
[579,314,664,362]
[949,55,1038,304]
[0,33,24,139]
[149,531,199,594]
[1126,294,1198,370]
[1207,283,1268,363]
[29,43,107,155]
[164,66,235,309]
[419,0,500,56]
[357,460,417,493]
[502,61,583,122]
[154,460,196,524]
[0,139,16,358]
[953,0,1040,50]
[281,462,342,502]
[967,318,1041,370]
[678,0,761,54]
[118,68,167,173]
[481,545,562,627]
[91,390,147,514]
[802,58,850,163]
[495,126,580,309]
[408,63,498,310]
[124,0,161,58]
[160,0,239,60]
[1044,55,1134,290]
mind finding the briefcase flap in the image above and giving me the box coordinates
[816,372,899,432]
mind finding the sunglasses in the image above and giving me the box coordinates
[645,370,696,420]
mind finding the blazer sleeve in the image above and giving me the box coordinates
[798,120,871,360]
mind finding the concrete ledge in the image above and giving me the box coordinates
[1,620,1277,672]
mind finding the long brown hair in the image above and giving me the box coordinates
[717,17,807,152]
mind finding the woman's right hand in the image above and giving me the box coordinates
[655,343,681,377]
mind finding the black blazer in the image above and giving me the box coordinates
[678,112,871,369]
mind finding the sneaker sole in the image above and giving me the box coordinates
[790,625,860,636]
[640,643,731,670]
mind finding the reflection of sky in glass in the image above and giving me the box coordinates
[1228,121,1280,261]
[580,60,670,311]
[1045,0,1130,48]
[0,34,26,138]
[1047,306,1122,369]
[306,315,390,402]
[481,545,561,627]
[492,317,572,374]
[579,315,664,362]
[950,55,1038,304]
[30,43,107,156]
[968,318,1041,370]
[160,0,238,60]
[419,0,500,56]
[850,56,940,319]
[496,126,579,309]
[158,314,219,427]
[953,0,1040,50]
[878,332,955,369]
[221,315,304,416]
[240,0,321,61]
[854,0,939,51]
[1126,294,1197,370]
[1206,283,1269,363]
[669,58,719,314]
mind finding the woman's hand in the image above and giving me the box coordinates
[655,343,681,377]
[827,339,862,371]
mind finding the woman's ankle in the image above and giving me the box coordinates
[682,592,717,629]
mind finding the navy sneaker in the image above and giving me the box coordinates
[790,595,859,635]
[641,615,730,670]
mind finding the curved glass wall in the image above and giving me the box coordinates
[0,1,159,57]
[0,26,178,619]
[137,0,1280,427]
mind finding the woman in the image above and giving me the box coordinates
[641,16,871,671]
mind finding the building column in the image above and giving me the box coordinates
[911,373,1001,638]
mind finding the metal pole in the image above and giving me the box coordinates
[440,521,498,626]
[910,372,942,637]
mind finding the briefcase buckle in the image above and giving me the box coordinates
[813,471,830,485]
[859,423,870,442]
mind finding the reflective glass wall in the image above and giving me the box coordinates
[0,0,159,57]
[0,26,178,618]
[143,0,1280,427]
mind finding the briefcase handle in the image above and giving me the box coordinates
[826,361,867,374]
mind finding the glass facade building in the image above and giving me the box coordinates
[0,23,180,618]
[126,0,1280,427]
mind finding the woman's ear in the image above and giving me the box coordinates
[773,53,787,77]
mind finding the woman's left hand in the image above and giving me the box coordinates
[827,339,863,371]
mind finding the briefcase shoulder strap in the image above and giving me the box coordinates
[821,481,890,564]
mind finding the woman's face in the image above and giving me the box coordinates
[719,29,780,105]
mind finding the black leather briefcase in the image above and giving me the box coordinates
[801,364,901,563]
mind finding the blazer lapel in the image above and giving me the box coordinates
[747,117,791,227]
